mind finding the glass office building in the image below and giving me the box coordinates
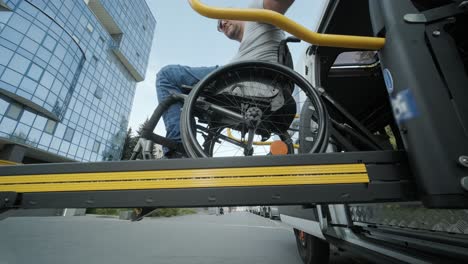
[0,0,155,162]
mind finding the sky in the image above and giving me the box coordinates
[129,0,328,135]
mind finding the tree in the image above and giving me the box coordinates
[136,118,150,137]
[120,128,138,160]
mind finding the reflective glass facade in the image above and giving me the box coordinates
[0,0,156,162]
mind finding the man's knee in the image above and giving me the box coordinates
[156,64,183,84]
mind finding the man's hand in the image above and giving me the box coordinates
[263,0,294,14]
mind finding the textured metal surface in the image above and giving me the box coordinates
[350,203,468,235]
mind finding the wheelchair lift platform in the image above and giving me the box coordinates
[0,151,412,210]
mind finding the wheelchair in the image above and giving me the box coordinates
[130,37,328,159]
[130,35,396,159]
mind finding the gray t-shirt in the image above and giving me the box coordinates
[229,0,285,63]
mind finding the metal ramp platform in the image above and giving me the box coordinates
[0,151,413,210]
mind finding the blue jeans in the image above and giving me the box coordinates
[156,65,218,153]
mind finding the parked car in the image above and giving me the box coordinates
[260,206,270,218]
[252,206,261,215]
[269,207,280,220]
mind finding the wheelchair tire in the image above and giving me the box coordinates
[181,60,328,158]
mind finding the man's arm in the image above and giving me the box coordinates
[263,0,294,14]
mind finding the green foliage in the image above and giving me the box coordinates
[147,208,179,217]
[136,118,150,137]
[147,208,197,217]
[85,208,128,215]
[85,208,197,217]
[121,128,138,160]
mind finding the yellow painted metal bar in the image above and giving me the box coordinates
[0,174,369,193]
[0,160,18,166]
[0,164,366,184]
[0,164,368,193]
[188,0,385,50]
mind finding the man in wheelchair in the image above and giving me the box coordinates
[155,0,295,158]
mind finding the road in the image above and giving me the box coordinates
[0,211,356,264]
[0,211,301,264]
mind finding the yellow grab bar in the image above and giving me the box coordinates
[188,0,385,50]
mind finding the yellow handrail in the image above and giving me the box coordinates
[188,0,385,50]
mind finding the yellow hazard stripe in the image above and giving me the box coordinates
[0,164,366,184]
[0,164,368,193]
[1,174,369,193]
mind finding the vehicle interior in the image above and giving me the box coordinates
[281,0,468,263]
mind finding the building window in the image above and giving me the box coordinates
[63,127,75,142]
[92,140,100,153]
[72,35,79,44]
[91,55,98,66]
[5,103,22,120]
[0,97,9,114]
[27,64,44,81]
[94,86,103,99]
[86,23,94,33]
[44,119,57,134]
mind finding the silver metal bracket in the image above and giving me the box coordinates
[404,14,427,24]
[404,2,465,24]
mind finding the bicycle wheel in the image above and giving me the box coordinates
[181,61,328,158]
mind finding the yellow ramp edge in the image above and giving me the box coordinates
[0,164,369,193]
[0,160,18,166]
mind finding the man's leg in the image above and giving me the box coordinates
[130,65,218,222]
[156,64,218,154]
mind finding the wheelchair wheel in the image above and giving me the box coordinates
[181,60,328,158]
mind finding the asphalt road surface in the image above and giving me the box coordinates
[0,211,357,264]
